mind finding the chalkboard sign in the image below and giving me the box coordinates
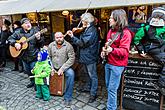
[122,54,163,110]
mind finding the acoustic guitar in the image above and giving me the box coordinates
[9,28,47,58]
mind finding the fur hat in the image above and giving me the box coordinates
[13,21,21,27]
[4,19,11,26]
[20,18,30,25]
[37,50,48,62]
[149,7,165,26]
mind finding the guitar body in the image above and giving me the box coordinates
[9,28,47,58]
[9,37,28,58]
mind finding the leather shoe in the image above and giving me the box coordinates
[12,68,19,71]
[26,83,34,88]
[19,70,24,73]
[63,100,71,108]
[88,95,97,103]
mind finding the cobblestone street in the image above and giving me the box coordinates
[0,61,108,110]
[1,61,165,110]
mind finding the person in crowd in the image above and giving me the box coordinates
[30,49,51,101]
[100,9,132,110]
[11,20,24,72]
[48,32,75,107]
[0,19,12,67]
[67,12,99,103]
[134,7,165,95]
[8,18,44,88]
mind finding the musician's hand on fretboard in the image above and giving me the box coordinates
[35,32,41,40]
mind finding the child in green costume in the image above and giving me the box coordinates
[30,49,51,101]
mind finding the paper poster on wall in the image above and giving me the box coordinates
[26,13,38,24]
[101,9,110,21]
[128,6,147,24]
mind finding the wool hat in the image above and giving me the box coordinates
[37,50,48,62]
[4,19,11,26]
[20,18,30,25]
[13,21,21,27]
[149,7,165,26]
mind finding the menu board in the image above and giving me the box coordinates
[123,54,163,110]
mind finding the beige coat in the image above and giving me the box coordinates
[48,40,75,72]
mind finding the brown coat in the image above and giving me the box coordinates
[48,40,75,72]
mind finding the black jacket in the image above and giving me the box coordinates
[0,29,12,47]
[8,27,44,62]
[71,22,99,64]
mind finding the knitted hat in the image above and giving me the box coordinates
[149,7,165,26]
[4,19,11,26]
[37,50,48,62]
[20,18,30,25]
[13,21,21,27]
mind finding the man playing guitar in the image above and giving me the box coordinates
[8,18,44,88]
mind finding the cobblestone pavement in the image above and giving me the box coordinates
[1,61,165,110]
[0,61,108,110]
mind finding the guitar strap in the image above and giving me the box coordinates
[108,31,121,46]
[101,31,121,65]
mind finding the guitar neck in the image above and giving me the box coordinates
[26,34,35,42]
[26,28,47,42]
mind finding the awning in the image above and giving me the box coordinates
[40,0,165,12]
[0,0,54,15]
[0,0,164,16]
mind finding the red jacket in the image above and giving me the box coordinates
[106,28,132,66]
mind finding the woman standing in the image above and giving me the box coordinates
[0,19,12,67]
[101,9,132,110]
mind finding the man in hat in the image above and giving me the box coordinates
[4,19,11,27]
[134,7,165,95]
[8,18,44,88]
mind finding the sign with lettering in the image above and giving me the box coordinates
[123,55,163,110]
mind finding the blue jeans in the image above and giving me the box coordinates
[64,68,75,101]
[105,64,124,110]
[22,60,36,84]
[85,62,98,96]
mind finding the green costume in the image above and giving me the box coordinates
[134,24,165,53]
[32,59,51,101]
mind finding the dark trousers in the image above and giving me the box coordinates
[13,57,23,70]
[22,60,36,84]
[0,46,7,66]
